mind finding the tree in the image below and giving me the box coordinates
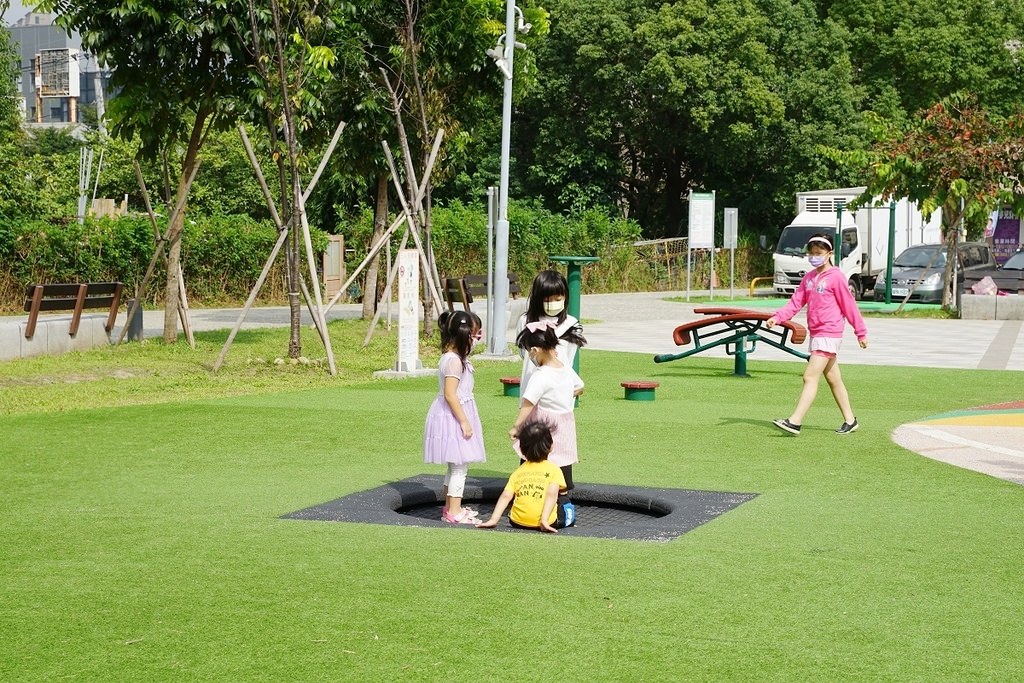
[827,0,1024,117]
[517,0,862,237]
[837,94,1024,308]
[319,0,510,323]
[0,17,30,220]
[230,0,343,362]
[42,0,250,343]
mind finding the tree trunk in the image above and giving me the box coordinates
[422,183,435,337]
[159,107,208,344]
[287,224,302,358]
[163,229,182,343]
[940,199,964,310]
[362,175,388,319]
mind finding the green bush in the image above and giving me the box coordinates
[0,203,770,313]
[0,214,329,312]
[339,200,649,291]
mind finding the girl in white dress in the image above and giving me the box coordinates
[510,322,584,491]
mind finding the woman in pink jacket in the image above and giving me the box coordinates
[766,233,868,435]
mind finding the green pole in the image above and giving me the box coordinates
[548,255,599,375]
[565,263,582,322]
[885,200,896,304]
[835,203,843,262]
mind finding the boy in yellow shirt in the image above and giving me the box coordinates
[476,421,573,532]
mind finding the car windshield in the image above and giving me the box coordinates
[776,226,824,256]
[1002,252,1024,270]
[894,246,946,268]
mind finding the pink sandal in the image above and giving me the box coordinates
[442,508,479,524]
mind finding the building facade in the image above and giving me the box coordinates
[6,11,108,129]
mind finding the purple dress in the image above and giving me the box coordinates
[423,352,487,465]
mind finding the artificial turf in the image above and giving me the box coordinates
[1,348,1022,681]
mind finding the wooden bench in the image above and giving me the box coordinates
[654,306,807,376]
[443,278,473,311]
[444,273,521,311]
[23,282,124,340]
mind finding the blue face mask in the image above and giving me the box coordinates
[808,255,827,268]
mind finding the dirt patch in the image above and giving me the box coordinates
[0,368,151,387]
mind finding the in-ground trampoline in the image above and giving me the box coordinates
[282,475,757,542]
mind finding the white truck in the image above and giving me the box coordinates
[772,187,942,299]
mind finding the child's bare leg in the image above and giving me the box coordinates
[824,361,855,424]
[445,494,463,516]
[789,355,829,424]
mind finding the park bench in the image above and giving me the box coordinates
[444,273,521,311]
[653,306,808,376]
[23,282,124,340]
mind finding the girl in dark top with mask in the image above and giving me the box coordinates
[515,269,587,398]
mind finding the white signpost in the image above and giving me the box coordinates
[724,207,738,298]
[395,249,422,373]
[687,190,716,299]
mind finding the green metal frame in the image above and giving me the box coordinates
[654,316,809,377]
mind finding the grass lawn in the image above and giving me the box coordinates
[1,321,1022,681]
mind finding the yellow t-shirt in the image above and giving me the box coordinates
[507,460,567,527]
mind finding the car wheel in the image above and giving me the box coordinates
[848,277,863,300]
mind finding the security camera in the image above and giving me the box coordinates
[487,46,513,80]
[514,6,531,34]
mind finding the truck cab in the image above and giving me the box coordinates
[773,212,864,298]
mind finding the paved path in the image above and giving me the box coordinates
[117,290,1024,372]
[577,291,1024,371]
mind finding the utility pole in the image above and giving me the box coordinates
[485,0,529,357]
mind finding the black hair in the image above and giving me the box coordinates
[523,269,587,348]
[518,420,554,462]
[437,310,454,349]
[806,232,835,266]
[515,324,559,353]
[806,233,834,252]
[525,270,569,324]
[442,310,474,363]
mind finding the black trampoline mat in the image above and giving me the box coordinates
[282,475,757,542]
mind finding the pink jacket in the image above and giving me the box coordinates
[773,266,867,340]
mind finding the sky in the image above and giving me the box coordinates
[3,1,33,27]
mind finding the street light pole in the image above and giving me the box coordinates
[487,0,518,357]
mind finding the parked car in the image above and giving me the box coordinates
[993,250,1024,273]
[961,249,1024,295]
[873,242,995,303]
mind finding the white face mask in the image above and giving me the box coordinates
[543,300,565,316]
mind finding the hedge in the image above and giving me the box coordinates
[0,203,771,313]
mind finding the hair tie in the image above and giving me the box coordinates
[525,320,556,333]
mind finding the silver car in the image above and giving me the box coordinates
[873,242,995,303]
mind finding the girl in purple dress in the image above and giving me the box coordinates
[423,311,487,524]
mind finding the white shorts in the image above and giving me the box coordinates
[809,336,842,357]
